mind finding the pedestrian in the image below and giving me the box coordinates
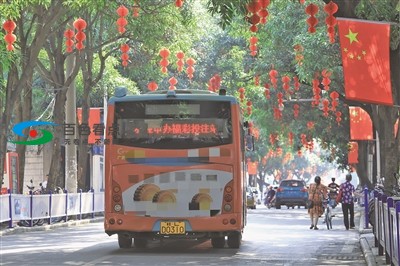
[337,173,356,230]
[307,176,328,230]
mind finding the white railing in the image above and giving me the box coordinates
[0,190,104,228]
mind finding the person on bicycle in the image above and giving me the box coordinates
[328,177,340,208]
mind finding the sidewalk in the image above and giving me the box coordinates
[358,208,389,266]
[0,217,104,237]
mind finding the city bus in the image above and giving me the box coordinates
[104,88,250,249]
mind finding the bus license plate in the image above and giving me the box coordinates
[160,221,185,235]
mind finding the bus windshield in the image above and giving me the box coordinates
[113,100,232,149]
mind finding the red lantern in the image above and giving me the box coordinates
[312,78,321,107]
[322,98,330,117]
[133,1,140,18]
[249,36,258,56]
[264,83,271,99]
[238,87,245,103]
[335,111,342,124]
[247,101,252,115]
[116,5,129,34]
[159,48,170,74]
[159,48,170,58]
[169,77,178,90]
[324,1,338,43]
[175,0,184,8]
[269,69,278,88]
[288,132,294,146]
[305,4,318,33]
[300,134,307,145]
[281,75,291,93]
[330,91,339,111]
[293,76,300,91]
[254,75,260,86]
[3,20,17,51]
[321,69,331,91]
[186,57,196,80]
[293,104,300,118]
[246,0,261,32]
[147,81,158,91]
[120,44,130,67]
[64,29,75,53]
[176,51,185,72]
[73,18,87,51]
[307,121,314,130]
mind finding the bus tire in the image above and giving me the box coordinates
[118,234,132,248]
[134,238,148,248]
[227,231,241,248]
[211,237,225,248]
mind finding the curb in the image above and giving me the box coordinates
[0,217,104,236]
[358,207,377,266]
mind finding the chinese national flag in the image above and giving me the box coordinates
[349,106,373,140]
[348,142,359,164]
[338,18,392,105]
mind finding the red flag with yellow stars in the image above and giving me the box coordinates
[348,141,359,164]
[338,18,392,105]
[349,106,373,140]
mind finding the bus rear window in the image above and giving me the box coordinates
[113,100,232,149]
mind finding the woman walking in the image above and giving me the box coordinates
[307,176,328,230]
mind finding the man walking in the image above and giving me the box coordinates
[338,174,356,230]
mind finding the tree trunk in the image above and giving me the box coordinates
[77,87,90,191]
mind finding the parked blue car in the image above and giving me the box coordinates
[275,179,308,209]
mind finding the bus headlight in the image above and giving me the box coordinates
[114,204,122,212]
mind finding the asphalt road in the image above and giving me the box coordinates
[0,205,367,265]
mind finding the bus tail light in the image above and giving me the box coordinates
[112,181,123,213]
[222,181,234,213]
[230,218,236,225]
[109,218,115,224]
[223,204,232,212]
[117,219,123,225]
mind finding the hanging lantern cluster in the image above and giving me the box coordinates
[293,76,300,92]
[312,78,321,107]
[238,87,245,102]
[186,57,196,80]
[269,69,278,88]
[176,51,185,72]
[249,36,258,57]
[324,1,338,43]
[147,81,158,91]
[293,44,304,65]
[169,77,178,90]
[159,48,170,74]
[254,75,260,86]
[305,3,318,33]
[208,74,221,92]
[288,132,294,146]
[246,1,261,32]
[293,104,300,118]
[277,92,284,111]
[64,29,75,53]
[269,133,277,146]
[300,134,307,146]
[321,69,331,91]
[258,0,270,24]
[116,5,129,34]
[3,19,16,51]
[330,91,339,111]
[335,111,342,124]
[307,140,314,152]
[297,149,303,157]
[133,1,140,17]
[273,107,282,120]
[120,44,130,67]
[175,0,184,8]
[281,75,291,94]
[264,83,271,99]
[73,18,87,51]
[322,98,330,117]
[246,101,252,115]
[307,121,315,130]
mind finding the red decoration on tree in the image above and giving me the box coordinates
[175,0,184,8]
[269,133,277,145]
[249,36,258,56]
[335,111,342,124]
[322,98,330,117]
[64,29,75,53]
[258,0,270,24]
[117,5,129,34]
[73,18,87,51]
[209,74,221,92]
[246,101,252,115]
[299,0,305,4]
[246,0,262,32]
[330,91,339,111]
[324,1,338,43]
[120,44,130,67]
[281,75,291,93]
[273,107,282,120]
[3,20,17,51]
[176,51,185,72]
[321,69,332,91]
[238,87,245,102]
[264,83,271,99]
[147,81,158,91]
[307,121,315,130]
[312,78,321,107]
[305,3,319,33]
[269,69,278,88]
[159,48,170,74]
[293,104,300,118]
[169,77,178,90]
[293,44,304,65]
[277,92,284,111]
[293,76,300,91]
[254,75,260,86]
[300,134,307,146]
[186,57,196,80]
[288,131,294,146]
[133,1,140,18]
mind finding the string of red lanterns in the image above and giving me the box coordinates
[269,69,278,88]
[133,1,140,18]
[147,81,158,91]
[238,87,245,103]
[116,5,129,34]
[159,48,170,74]
[73,18,87,51]
[64,29,75,53]
[264,83,271,99]
[120,43,130,67]
[249,36,258,57]
[246,0,261,32]
[176,51,185,72]
[186,57,196,80]
[305,3,318,33]
[246,100,252,115]
[258,0,270,24]
[321,69,332,91]
[3,19,17,51]
[169,76,178,90]
[324,1,338,43]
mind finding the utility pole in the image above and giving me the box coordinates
[65,52,78,193]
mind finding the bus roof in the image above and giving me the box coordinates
[108,89,239,105]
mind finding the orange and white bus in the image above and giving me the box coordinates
[104,88,249,249]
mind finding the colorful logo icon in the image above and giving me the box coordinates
[11,121,58,145]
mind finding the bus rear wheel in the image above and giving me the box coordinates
[134,238,148,248]
[118,234,132,248]
[227,231,241,248]
[211,237,225,248]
